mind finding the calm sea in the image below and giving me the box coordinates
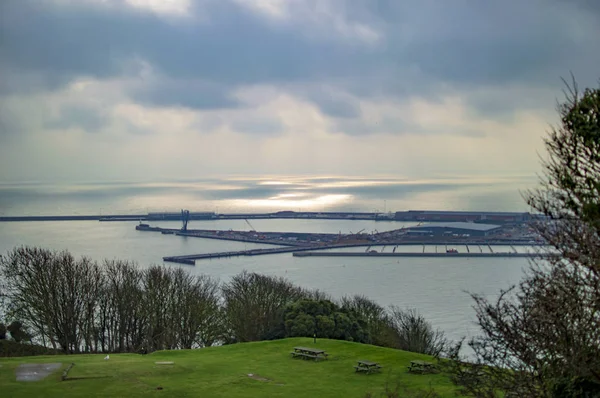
[0,176,535,344]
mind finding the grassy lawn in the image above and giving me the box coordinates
[0,338,460,397]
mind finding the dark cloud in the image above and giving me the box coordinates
[303,91,360,118]
[1,0,599,131]
[131,80,240,110]
[0,1,346,89]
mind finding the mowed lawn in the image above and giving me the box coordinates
[0,338,460,397]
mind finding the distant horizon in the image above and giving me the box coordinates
[0,208,538,218]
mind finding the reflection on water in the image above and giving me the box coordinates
[0,175,536,216]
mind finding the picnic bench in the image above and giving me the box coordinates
[290,346,328,361]
[407,360,436,374]
[354,360,382,374]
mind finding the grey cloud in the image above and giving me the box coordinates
[0,0,346,89]
[131,80,241,110]
[195,114,226,132]
[45,105,107,132]
[193,114,283,135]
[0,107,23,136]
[1,0,599,134]
[333,116,409,136]
[229,117,283,135]
[301,88,361,118]
[332,115,487,137]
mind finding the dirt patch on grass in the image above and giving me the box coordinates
[247,373,271,382]
[16,363,62,382]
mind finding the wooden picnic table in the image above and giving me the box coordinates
[354,360,382,374]
[290,346,328,361]
[408,360,436,374]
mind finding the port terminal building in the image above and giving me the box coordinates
[404,222,502,237]
[147,212,216,221]
[395,211,531,223]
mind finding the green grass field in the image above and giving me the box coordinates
[0,338,460,397]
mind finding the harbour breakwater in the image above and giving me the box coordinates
[163,247,546,265]
[0,209,542,223]
[292,251,543,258]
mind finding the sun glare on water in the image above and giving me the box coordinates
[228,194,353,210]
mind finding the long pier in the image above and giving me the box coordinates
[163,246,323,265]
[163,245,547,264]
[292,251,543,258]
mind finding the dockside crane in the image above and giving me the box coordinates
[349,229,365,235]
[244,219,256,232]
[181,209,190,231]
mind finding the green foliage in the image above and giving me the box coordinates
[284,299,370,343]
[7,321,31,343]
[285,313,315,337]
[551,377,600,398]
[316,315,335,337]
[364,379,442,398]
[0,339,59,357]
[0,323,6,340]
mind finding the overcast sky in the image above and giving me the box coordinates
[1,0,599,183]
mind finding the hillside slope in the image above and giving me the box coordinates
[0,338,459,397]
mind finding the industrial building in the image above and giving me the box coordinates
[395,210,531,223]
[146,212,216,220]
[405,222,502,237]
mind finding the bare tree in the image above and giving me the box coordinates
[168,268,221,349]
[138,266,223,352]
[222,271,304,342]
[340,295,397,347]
[140,266,177,351]
[0,247,102,353]
[387,306,447,357]
[97,260,145,353]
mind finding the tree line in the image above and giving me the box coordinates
[0,246,446,356]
